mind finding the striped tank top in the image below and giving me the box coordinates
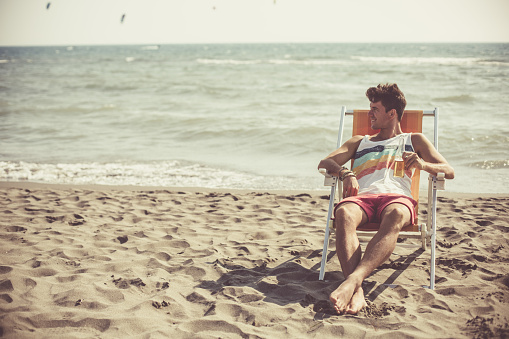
[352,133,414,198]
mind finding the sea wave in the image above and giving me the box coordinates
[0,161,316,190]
[196,58,348,66]
[469,160,509,170]
[83,83,140,91]
[351,56,481,65]
[478,59,509,66]
[197,58,261,65]
[433,94,474,103]
[140,45,160,50]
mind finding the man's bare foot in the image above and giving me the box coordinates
[329,277,358,314]
[346,287,367,314]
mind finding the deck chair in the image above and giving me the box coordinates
[318,106,445,290]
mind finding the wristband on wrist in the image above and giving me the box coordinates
[338,166,349,177]
[342,172,356,181]
[340,170,356,181]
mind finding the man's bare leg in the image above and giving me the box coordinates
[329,203,367,314]
[330,203,411,314]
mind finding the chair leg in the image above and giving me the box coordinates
[430,239,436,290]
[319,223,331,281]
[421,225,427,250]
[429,184,438,290]
[319,186,337,281]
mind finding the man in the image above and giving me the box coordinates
[317,83,454,315]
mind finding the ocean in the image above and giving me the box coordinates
[1,43,508,193]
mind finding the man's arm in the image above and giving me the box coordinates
[406,133,455,179]
[318,135,363,176]
[318,135,364,198]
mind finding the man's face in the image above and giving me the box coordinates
[368,101,389,129]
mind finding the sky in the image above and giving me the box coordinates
[1,0,508,46]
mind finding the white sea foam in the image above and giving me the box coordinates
[0,161,312,190]
[470,160,509,170]
[196,58,348,65]
[141,45,160,50]
[351,56,481,65]
[196,58,262,65]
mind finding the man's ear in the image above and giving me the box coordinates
[389,109,397,119]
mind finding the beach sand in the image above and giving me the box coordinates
[0,182,508,338]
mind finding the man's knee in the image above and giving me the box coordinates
[334,203,363,231]
[380,204,411,229]
[334,203,354,221]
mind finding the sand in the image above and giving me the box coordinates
[0,181,508,338]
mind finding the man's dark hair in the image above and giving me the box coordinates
[366,83,407,121]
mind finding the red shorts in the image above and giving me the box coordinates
[334,193,417,224]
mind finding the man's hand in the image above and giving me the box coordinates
[410,133,455,179]
[342,175,359,198]
[403,152,425,171]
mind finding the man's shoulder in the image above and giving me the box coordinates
[349,134,365,142]
[348,135,365,147]
[410,133,433,150]
[410,133,427,143]
[341,135,365,156]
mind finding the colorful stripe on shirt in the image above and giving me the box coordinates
[352,144,414,181]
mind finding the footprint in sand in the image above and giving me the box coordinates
[117,235,128,244]
[0,279,14,293]
[6,226,26,232]
[0,266,13,274]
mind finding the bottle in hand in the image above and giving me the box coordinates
[393,136,405,178]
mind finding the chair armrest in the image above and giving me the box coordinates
[318,168,337,187]
[318,168,331,178]
[430,172,446,190]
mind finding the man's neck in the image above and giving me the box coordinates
[371,124,404,141]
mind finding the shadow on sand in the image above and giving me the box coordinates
[197,247,425,319]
